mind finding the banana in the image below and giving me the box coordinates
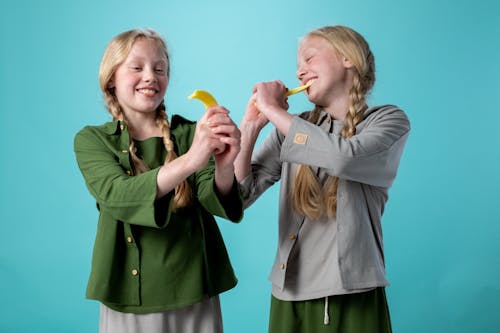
[188,89,218,109]
[285,80,314,96]
[250,80,315,108]
[188,89,225,154]
[189,80,314,110]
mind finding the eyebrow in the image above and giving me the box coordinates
[125,57,167,65]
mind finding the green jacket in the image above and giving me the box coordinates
[74,115,243,313]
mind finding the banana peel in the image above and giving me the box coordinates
[188,90,218,109]
[188,80,314,110]
[285,80,314,96]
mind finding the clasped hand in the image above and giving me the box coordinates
[188,106,241,171]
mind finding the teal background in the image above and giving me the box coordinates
[1,0,499,332]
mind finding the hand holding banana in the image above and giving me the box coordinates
[187,90,228,155]
[188,80,314,109]
[187,81,313,157]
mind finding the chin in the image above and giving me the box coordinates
[306,94,321,106]
[140,101,162,111]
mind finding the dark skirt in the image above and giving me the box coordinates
[269,288,392,333]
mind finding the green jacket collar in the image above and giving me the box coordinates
[101,115,195,136]
[102,120,125,135]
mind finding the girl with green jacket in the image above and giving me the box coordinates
[74,29,242,333]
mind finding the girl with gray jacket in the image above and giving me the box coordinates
[234,25,410,333]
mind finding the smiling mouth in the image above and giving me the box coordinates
[137,88,157,97]
[303,78,317,86]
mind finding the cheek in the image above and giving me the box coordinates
[160,77,169,89]
[159,78,168,94]
[115,83,132,96]
[114,81,138,101]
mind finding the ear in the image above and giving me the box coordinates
[342,57,354,69]
[107,79,115,89]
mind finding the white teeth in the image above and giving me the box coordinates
[138,88,156,96]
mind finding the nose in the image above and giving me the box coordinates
[143,67,157,82]
[296,65,306,81]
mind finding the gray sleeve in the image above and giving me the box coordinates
[280,106,410,188]
[239,129,283,208]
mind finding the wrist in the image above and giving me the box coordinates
[240,122,260,142]
[215,167,235,196]
[178,151,200,174]
[259,104,284,117]
[215,162,235,177]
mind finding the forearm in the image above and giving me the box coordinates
[214,164,235,196]
[280,107,411,187]
[261,105,293,136]
[156,154,197,198]
[234,122,261,182]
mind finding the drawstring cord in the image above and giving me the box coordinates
[324,296,330,325]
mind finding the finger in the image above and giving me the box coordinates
[208,112,231,122]
[211,124,239,136]
[206,107,230,124]
[219,136,240,146]
[248,94,259,110]
[252,83,262,94]
[207,105,229,114]
[281,99,289,110]
[198,111,209,124]
[207,115,233,128]
[206,136,226,149]
[213,141,227,154]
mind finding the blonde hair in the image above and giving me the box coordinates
[292,26,375,220]
[99,29,192,209]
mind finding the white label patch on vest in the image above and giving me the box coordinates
[293,133,308,145]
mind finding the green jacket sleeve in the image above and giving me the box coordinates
[74,125,173,228]
[171,115,243,223]
[195,165,243,223]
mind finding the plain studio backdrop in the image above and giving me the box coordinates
[1,0,499,332]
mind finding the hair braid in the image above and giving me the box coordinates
[292,107,324,219]
[98,29,194,210]
[342,74,367,138]
[101,90,149,174]
[156,104,192,209]
[324,73,366,218]
[291,25,374,220]
[128,141,149,175]
[104,93,122,121]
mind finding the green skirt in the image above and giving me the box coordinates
[269,288,392,333]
